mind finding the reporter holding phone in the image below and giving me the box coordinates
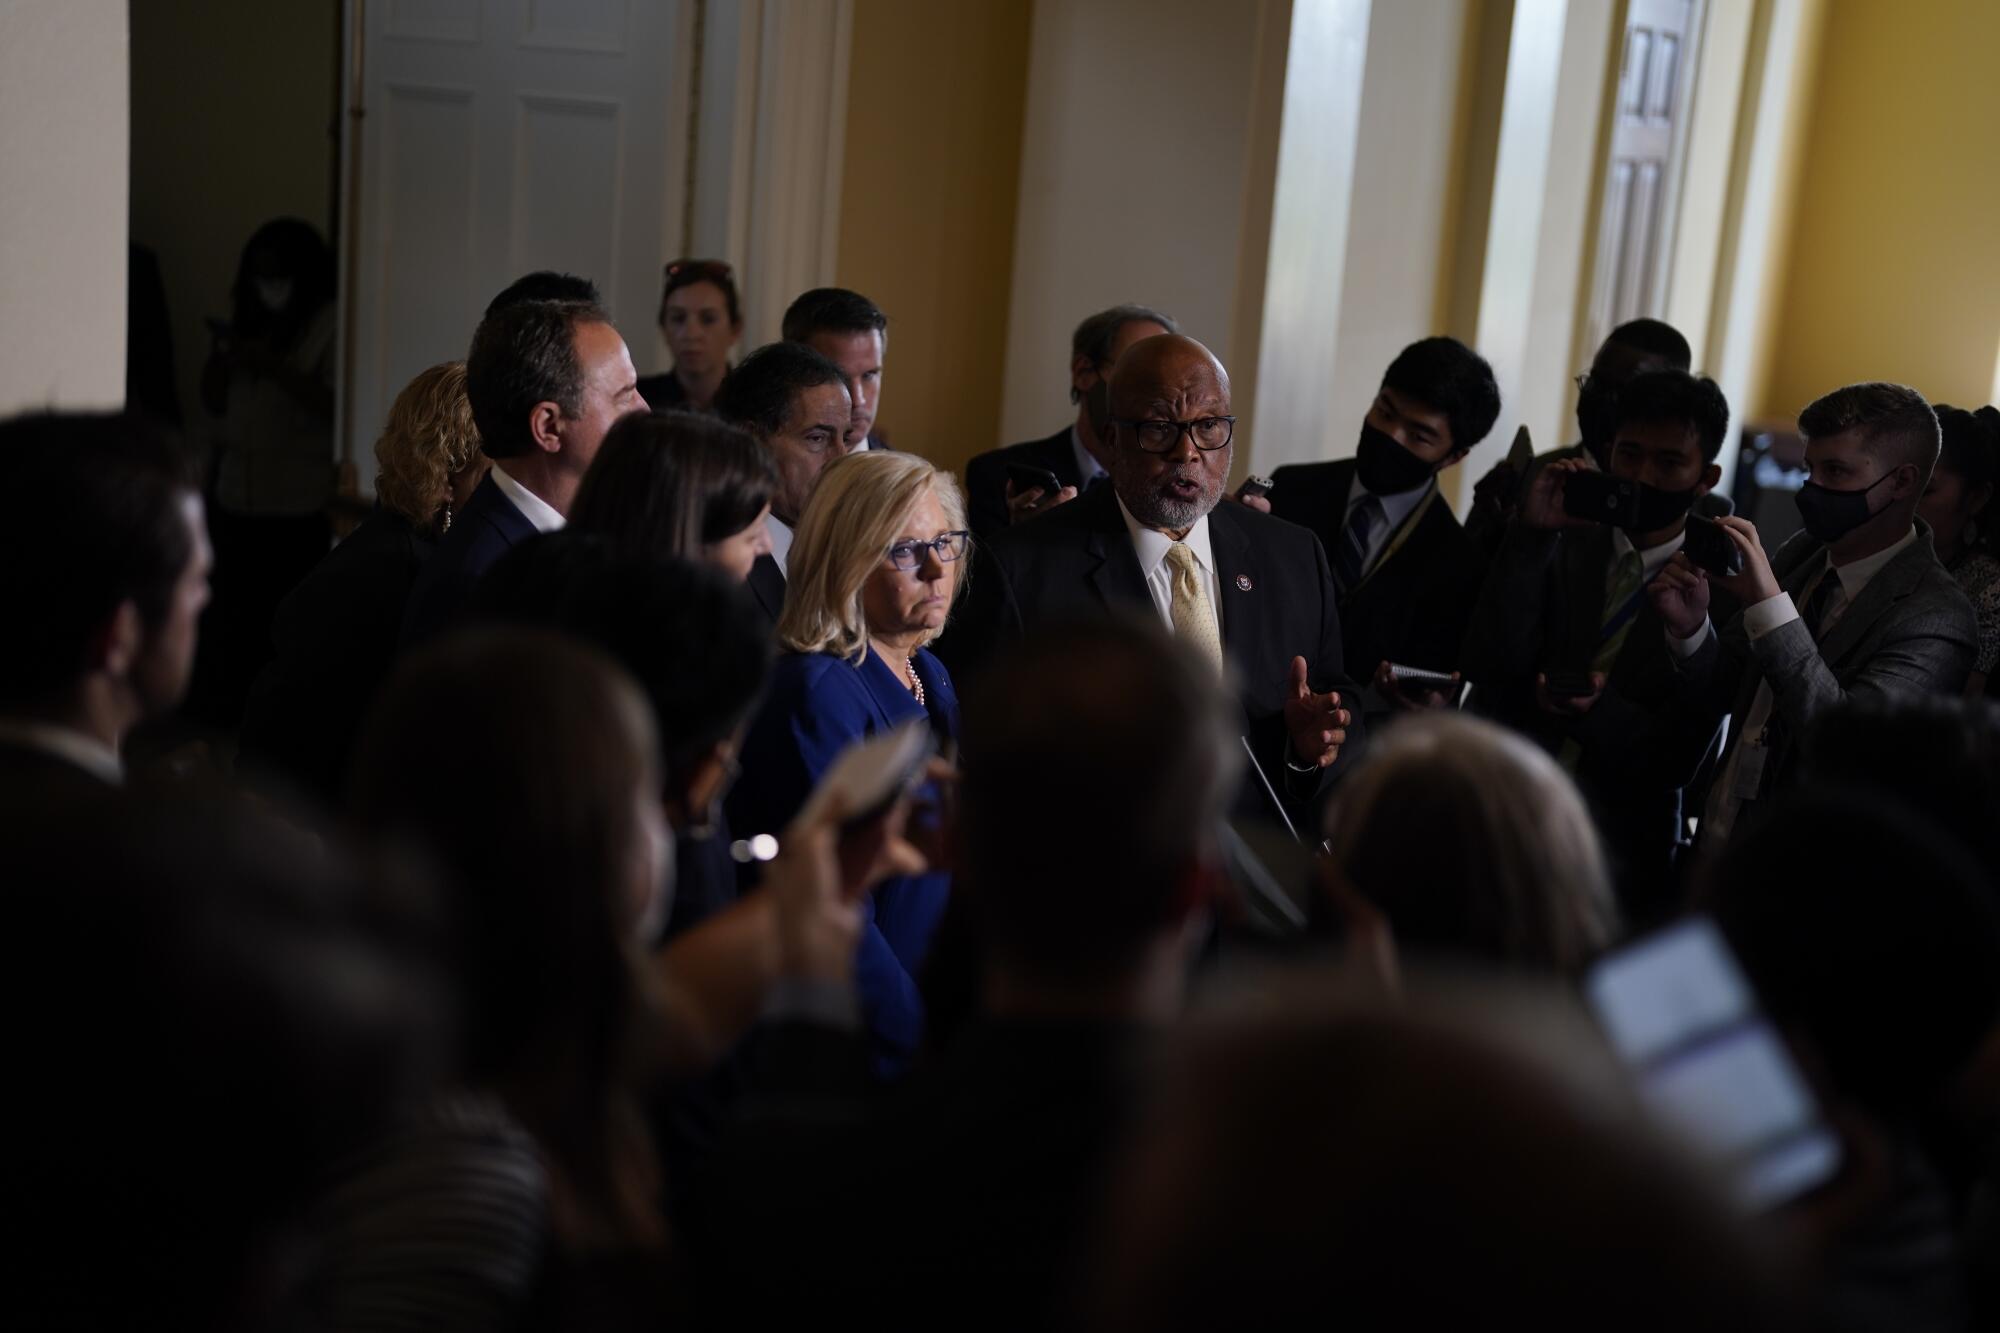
[728,450,970,1076]
[1461,370,1732,921]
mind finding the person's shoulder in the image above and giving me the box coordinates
[1211,493,1325,552]
[1268,459,1349,485]
[985,484,1108,558]
[770,650,870,703]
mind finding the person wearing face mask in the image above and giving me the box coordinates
[1462,319,1692,561]
[1261,337,1499,716]
[635,259,744,413]
[1462,370,1733,919]
[1648,381,1977,852]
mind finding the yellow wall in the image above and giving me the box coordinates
[833,0,1032,475]
[1761,0,2000,421]
[129,0,339,438]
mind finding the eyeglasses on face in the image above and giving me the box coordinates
[886,530,971,572]
[1113,416,1236,453]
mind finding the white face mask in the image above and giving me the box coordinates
[256,278,293,313]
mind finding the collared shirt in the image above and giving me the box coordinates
[1343,474,1432,575]
[1117,494,1222,636]
[1070,424,1109,490]
[0,720,122,785]
[766,513,796,579]
[488,464,565,534]
[1613,525,1688,585]
[1686,524,1918,842]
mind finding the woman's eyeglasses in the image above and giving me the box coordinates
[886,531,971,571]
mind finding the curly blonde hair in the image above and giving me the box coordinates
[373,362,482,529]
[777,451,970,665]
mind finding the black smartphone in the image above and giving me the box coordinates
[1005,461,1064,496]
[1561,470,1642,527]
[1585,916,1843,1210]
[1543,669,1599,700]
[1237,474,1275,500]
[1681,513,1744,578]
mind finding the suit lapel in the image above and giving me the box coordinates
[1032,428,1083,489]
[1080,487,1151,611]
[1209,504,1262,666]
[1813,534,1926,668]
[747,552,786,623]
[1559,527,1613,668]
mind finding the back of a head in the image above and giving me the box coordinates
[0,411,197,708]
[780,286,888,344]
[1799,380,1941,479]
[713,340,847,438]
[372,361,481,529]
[1614,369,1732,463]
[7,790,438,1329]
[470,533,773,790]
[1708,788,2000,1119]
[570,410,775,562]
[1071,304,1180,363]
[1381,335,1502,452]
[1092,1001,1793,1333]
[349,628,656,1089]
[959,616,1239,984]
[1934,402,2000,492]
[1324,713,1616,974]
[1606,317,1693,371]
[485,270,601,315]
[466,298,610,459]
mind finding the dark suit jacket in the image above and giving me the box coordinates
[964,426,1081,548]
[1266,461,1483,683]
[0,737,117,816]
[746,552,785,626]
[1461,521,1725,912]
[938,484,1360,824]
[727,648,961,1077]
[1674,521,1976,807]
[399,472,538,646]
[239,507,432,803]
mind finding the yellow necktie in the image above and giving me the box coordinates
[1165,542,1224,673]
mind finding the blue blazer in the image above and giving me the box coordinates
[729,646,960,1076]
[399,471,539,646]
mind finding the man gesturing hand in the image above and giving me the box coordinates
[1283,655,1350,768]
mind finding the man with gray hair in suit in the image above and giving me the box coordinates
[1648,381,1977,844]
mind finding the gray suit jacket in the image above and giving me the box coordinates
[1678,520,1976,797]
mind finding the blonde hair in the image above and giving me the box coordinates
[373,362,482,529]
[777,451,970,664]
[1324,713,1616,975]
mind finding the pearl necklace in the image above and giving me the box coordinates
[906,655,926,708]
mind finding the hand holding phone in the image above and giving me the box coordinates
[1680,513,1744,578]
[1560,470,1644,528]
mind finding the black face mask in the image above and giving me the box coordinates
[1629,482,1698,534]
[1796,469,1896,544]
[1577,383,1620,463]
[1355,423,1436,496]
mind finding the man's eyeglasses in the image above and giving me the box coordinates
[886,531,971,572]
[1113,416,1236,454]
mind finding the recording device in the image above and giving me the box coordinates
[1237,474,1275,501]
[1542,670,1599,700]
[797,720,937,833]
[1681,513,1745,578]
[1385,663,1455,688]
[1560,470,1644,527]
[1005,461,1065,497]
[1585,916,1844,1211]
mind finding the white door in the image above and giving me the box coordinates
[343,0,689,487]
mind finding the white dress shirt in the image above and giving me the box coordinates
[766,513,796,579]
[1117,495,1222,635]
[1614,525,1688,585]
[1070,424,1108,490]
[1343,474,1433,574]
[0,720,122,784]
[1681,524,1917,841]
[488,463,565,534]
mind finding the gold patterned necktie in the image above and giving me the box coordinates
[1164,541,1224,673]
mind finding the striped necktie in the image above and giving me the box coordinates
[1334,494,1383,594]
[1592,547,1647,675]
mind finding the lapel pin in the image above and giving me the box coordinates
[1235,574,1254,591]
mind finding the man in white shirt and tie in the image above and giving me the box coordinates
[1649,381,1977,847]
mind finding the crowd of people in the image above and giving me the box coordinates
[6,251,2000,1331]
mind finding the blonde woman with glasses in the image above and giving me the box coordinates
[727,450,972,1077]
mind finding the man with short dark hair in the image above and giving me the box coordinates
[714,341,853,622]
[782,287,889,451]
[400,297,647,642]
[1649,381,1977,846]
[0,412,211,799]
[1463,369,1734,915]
[963,303,1178,545]
[1260,336,1500,709]
[483,269,601,316]
[943,334,1361,825]
[1465,318,1694,556]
